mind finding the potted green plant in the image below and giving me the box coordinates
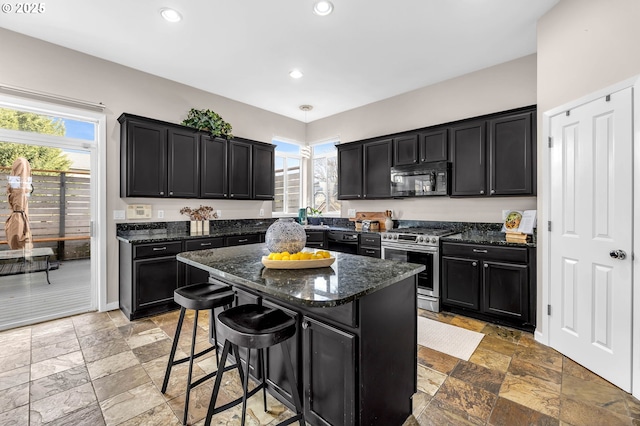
[181,108,233,139]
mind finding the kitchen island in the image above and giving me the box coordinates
[178,243,425,426]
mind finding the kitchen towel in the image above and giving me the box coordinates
[417,316,484,361]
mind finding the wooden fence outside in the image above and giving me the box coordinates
[0,168,91,260]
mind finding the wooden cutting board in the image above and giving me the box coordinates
[349,211,391,230]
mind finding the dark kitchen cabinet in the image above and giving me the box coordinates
[441,241,535,330]
[362,138,392,198]
[119,116,167,197]
[184,237,224,285]
[228,139,252,199]
[252,143,276,200]
[450,120,487,196]
[489,111,535,195]
[305,230,327,249]
[226,233,262,246]
[118,240,183,320]
[303,316,356,426]
[200,136,228,198]
[419,128,448,163]
[358,233,381,258]
[393,134,419,166]
[119,114,199,198]
[337,143,363,199]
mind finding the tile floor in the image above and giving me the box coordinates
[0,307,638,425]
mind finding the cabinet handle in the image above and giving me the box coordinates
[302,321,310,329]
[484,264,489,268]
[230,194,234,198]
[365,250,375,254]
[153,247,167,251]
[490,189,495,194]
[480,190,485,195]
[159,191,164,195]
[358,195,361,198]
[224,194,227,197]
[238,239,248,243]
[473,249,488,253]
[472,262,477,267]
[200,243,212,247]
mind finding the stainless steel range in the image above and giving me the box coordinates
[381,227,457,312]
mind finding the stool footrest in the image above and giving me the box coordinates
[190,363,238,389]
[210,382,265,417]
[170,345,216,367]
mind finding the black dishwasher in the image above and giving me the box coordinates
[327,230,359,254]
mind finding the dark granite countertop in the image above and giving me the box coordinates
[177,243,425,308]
[116,227,271,244]
[443,230,536,248]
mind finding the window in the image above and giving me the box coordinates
[312,141,340,215]
[273,140,302,214]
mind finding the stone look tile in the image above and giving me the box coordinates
[100,382,166,425]
[124,327,168,350]
[433,376,498,422]
[108,308,130,327]
[77,327,124,350]
[513,343,563,372]
[489,396,559,426]
[411,391,432,419]
[449,316,487,332]
[499,373,560,417]
[132,338,174,364]
[142,352,207,400]
[450,360,505,394]
[508,357,562,386]
[477,335,517,357]
[92,364,152,402]
[31,319,73,338]
[118,319,158,338]
[561,373,628,417]
[118,403,180,426]
[44,403,105,426]
[86,350,139,380]
[31,328,77,350]
[0,404,29,425]
[30,350,85,381]
[481,324,522,343]
[0,327,30,343]
[31,337,80,364]
[560,395,633,426]
[469,346,512,373]
[29,382,97,424]
[0,336,30,354]
[0,351,30,375]
[30,366,91,402]
[81,337,131,363]
[73,318,116,338]
[418,397,485,425]
[417,365,447,396]
[417,346,459,375]
[0,382,29,413]
[0,366,29,392]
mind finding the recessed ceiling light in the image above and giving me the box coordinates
[160,8,182,22]
[289,69,304,79]
[299,105,313,111]
[313,1,334,16]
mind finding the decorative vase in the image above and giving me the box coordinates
[203,220,210,235]
[384,216,393,231]
[190,220,201,235]
[265,218,307,253]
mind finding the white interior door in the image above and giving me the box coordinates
[548,87,633,391]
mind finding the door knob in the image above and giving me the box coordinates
[609,250,627,260]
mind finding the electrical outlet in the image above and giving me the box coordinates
[113,210,125,220]
[157,210,164,219]
[259,208,264,217]
[348,209,356,217]
[216,210,222,218]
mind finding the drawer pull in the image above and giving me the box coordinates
[200,243,212,247]
[365,250,375,254]
[152,247,167,251]
[472,249,488,253]
[238,239,248,243]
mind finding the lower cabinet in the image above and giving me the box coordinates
[119,240,183,320]
[304,230,327,249]
[302,316,356,426]
[184,237,224,285]
[358,233,381,258]
[441,242,535,330]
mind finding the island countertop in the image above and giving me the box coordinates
[177,243,425,308]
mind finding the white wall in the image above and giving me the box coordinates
[307,54,539,222]
[0,28,306,305]
[536,0,640,329]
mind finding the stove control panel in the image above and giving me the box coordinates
[381,232,440,246]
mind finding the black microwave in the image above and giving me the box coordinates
[390,161,451,197]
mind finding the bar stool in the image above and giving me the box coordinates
[161,282,235,425]
[204,304,305,426]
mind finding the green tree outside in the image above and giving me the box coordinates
[0,108,71,171]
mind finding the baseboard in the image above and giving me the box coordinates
[534,329,548,345]
[102,301,120,312]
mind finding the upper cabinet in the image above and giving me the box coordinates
[119,113,274,200]
[450,107,535,197]
[393,129,448,166]
[337,138,392,200]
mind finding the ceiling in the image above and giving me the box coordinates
[0,0,559,123]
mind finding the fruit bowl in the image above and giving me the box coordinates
[261,256,335,269]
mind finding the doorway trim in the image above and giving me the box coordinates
[541,75,640,399]
[0,93,108,313]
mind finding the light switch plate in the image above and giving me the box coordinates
[157,210,164,219]
[348,209,356,217]
[113,210,125,220]
[127,204,152,220]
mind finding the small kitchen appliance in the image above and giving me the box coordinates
[381,227,457,311]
